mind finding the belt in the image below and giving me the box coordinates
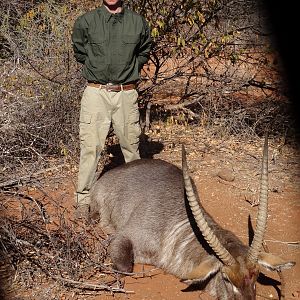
[87,82,136,92]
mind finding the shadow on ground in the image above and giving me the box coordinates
[99,133,164,176]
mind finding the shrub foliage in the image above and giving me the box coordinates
[0,0,296,175]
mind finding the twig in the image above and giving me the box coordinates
[216,178,250,192]
[2,190,49,223]
[264,239,300,247]
[51,276,134,293]
[0,165,65,189]
[145,102,152,132]
[164,94,206,112]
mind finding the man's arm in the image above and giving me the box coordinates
[137,18,152,70]
[71,16,88,64]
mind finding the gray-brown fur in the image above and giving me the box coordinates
[90,154,295,299]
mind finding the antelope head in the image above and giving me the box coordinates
[181,135,295,299]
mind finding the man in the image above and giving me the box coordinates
[71,0,152,219]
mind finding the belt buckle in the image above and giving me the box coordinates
[106,82,114,92]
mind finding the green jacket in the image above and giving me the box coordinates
[71,5,152,84]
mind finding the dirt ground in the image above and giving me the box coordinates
[3,125,300,300]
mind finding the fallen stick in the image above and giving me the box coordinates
[0,165,65,189]
[51,275,134,294]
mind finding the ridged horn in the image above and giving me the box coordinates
[247,134,269,263]
[182,144,236,266]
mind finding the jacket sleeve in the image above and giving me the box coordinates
[71,15,88,64]
[137,18,152,70]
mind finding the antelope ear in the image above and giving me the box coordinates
[181,257,222,285]
[258,252,296,271]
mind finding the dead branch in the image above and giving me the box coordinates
[51,275,134,293]
[264,240,300,247]
[1,190,49,223]
[0,165,65,189]
[145,102,152,132]
[163,94,206,112]
[246,79,277,91]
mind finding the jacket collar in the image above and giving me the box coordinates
[99,5,125,23]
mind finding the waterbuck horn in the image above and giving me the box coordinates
[182,145,236,266]
[247,134,269,263]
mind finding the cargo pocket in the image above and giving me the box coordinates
[88,33,107,65]
[127,93,141,142]
[79,111,92,147]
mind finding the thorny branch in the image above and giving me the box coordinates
[0,165,65,189]
[0,184,134,298]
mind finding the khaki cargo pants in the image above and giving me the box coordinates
[76,86,141,206]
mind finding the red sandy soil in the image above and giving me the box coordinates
[3,129,300,300]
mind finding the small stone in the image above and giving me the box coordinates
[217,168,235,182]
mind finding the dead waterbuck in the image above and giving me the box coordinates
[90,136,295,299]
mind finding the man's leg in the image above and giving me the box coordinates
[76,86,112,218]
[112,89,141,163]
